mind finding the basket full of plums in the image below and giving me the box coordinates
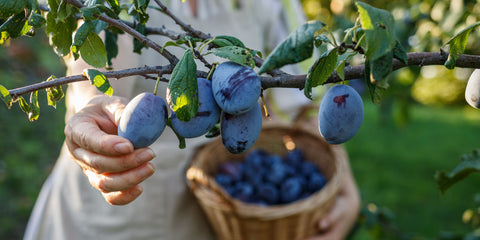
[186,124,345,240]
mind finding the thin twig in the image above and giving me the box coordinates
[153,0,211,39]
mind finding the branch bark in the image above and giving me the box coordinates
[8,52,480,99]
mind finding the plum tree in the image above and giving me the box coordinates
[220,103,262,154]
[118,92,168,149]
[465,69,480,109]
[170,78,221,138]
[318,84,364,144]
[211,61,261,115]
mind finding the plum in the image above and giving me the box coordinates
[170,78,221,138]
[318,84,364,144]
[220,103,262,154]
[212,61,261,115]
[218,161,244,182]
[466,69,480,109]
[257,183,279,205]
[118,92,168,149]
[280,177,303,204]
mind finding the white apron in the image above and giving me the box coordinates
[24,1,308,239]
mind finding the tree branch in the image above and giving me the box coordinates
[260,52,480,89]
[8,52,480,99]
[64,0,179,65]
[9,65,174,99]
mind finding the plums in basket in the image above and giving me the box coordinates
[220,103,262,154]
[280,177,304,204]
[318,84,364,144]
[212,61,261,115]
[118,92,168,149]
[213,148,328,206]
[170,78,221,138]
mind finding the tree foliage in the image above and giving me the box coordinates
[2,0,480,239]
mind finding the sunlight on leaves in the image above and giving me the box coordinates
[167,49,198,122]
[444,22,480,69]
[83,69,113,96]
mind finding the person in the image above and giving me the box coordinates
[24,0,360,239]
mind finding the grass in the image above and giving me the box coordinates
[345,101,480,238]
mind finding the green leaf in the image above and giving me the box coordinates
[133,0,150,24]
[0,0,28,19]
[370,51,393,84]
[133,21,146,54]
[95,4,119,19]
[435,149,480,195]
[71,21,96,60]
[393,40,408,65]
[364,60,388,103]
[314,34,331,48]
[83,69,113,96]
[81,6,102,20]
[212,46,255,68]
[258,20,325,75]
[18,97,31,115]
[106,0,121,14]
[0,12,32,40]
[18,92,40,122]
[304,48,338,99]
[28,12,46,28]
[212,35,246,48]
[79,32,107,68]
[336,51,356,80]
[167,49,198,122]
[104,30,118,67]
[46,0,77,56]
[0,84,12,108]
[444,22,480,69]
[355,1,396,61]
[57,0,76,22]
[29,91,40,121]
[45,76,64,108]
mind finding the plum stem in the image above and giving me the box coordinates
[153,75,161,95]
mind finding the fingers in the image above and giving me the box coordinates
[84,162,155,193]
[102,185,144,205]
[318,197,344,232]
[64,95,131,156]
[83,162,155,205]
[65,118,133,156]
[68,142,155,174]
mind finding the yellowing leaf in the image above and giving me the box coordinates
[83,69,113,96]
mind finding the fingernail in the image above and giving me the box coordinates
[138,162,155,179]
[114,142,133,154]
[131,185,143,197]
[136,149,156,164]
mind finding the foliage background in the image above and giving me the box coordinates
[1,0,480,239]
[0,32,66,239]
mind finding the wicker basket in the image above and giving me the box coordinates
[186,123,346,240]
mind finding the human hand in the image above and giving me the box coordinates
[64,95,156,205]
[305,163,360,240]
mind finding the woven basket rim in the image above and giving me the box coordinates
[186,123,345,220]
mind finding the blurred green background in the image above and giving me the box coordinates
[0,32,66,239]
[1,0,480,239]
